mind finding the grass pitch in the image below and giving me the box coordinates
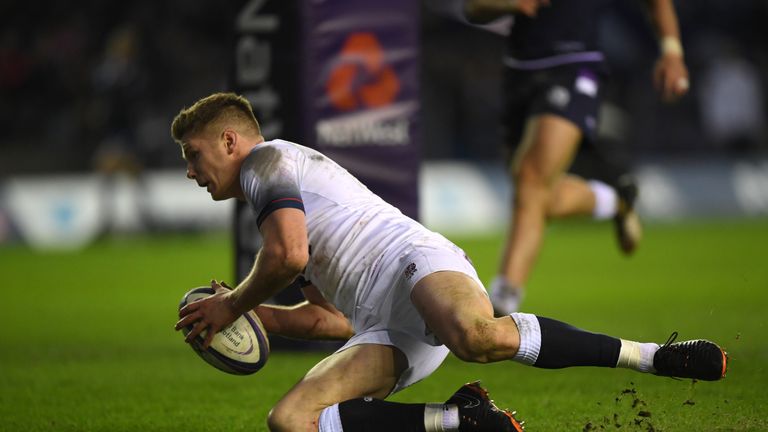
[1,219,767,431]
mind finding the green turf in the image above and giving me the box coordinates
[1,219,767,431]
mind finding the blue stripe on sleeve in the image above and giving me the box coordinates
[257,197,305,227]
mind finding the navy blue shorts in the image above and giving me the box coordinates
[502,63,607,149]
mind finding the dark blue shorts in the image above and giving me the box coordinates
[502,63,607,148]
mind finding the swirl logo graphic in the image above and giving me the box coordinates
[326,32,401,111]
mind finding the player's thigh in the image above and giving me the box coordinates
[512,114,583,183]
[270,343,407,428]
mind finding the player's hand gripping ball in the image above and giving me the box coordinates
[178,287,270,375]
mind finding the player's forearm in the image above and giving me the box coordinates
[256,302,354,341]
[646,0,683,56]
[229,248,305,315]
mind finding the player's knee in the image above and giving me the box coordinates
[267,401,311,432]
[514,161,541,183]
[514,162,556,193]
[266,405,287,432]
[445,318,502,364]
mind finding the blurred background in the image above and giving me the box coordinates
[2,3,767,429]
[1,0,767,247]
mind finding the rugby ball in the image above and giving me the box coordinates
[179,287,270,375]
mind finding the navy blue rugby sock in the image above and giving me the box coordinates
[338,398,427,431]
[535,316,622,368]
[511,312,622,369]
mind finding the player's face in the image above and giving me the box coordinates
[181,133,239,201]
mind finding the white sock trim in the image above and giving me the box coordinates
[510,312,541,365]
[589,180,618,220]
[442,404,459,431]
[616,339,659,373]
[424,403,454,432]
[318,403,343,432]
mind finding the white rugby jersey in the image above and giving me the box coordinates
[240,139,443,319]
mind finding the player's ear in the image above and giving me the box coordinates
[222,129,237,154]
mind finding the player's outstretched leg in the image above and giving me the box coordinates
[318,382,523,432]
[509,313,728,381]
[489,174,641,317]
[413,272,728,381]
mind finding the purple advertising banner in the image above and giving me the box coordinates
[233,0,421,284]
[303,1,421,219]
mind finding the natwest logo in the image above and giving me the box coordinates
[326,32,401,111]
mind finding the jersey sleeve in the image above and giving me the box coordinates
[240,145,305,228]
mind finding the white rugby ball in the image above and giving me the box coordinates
[179,287,270,375]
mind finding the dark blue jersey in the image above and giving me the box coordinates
[507,0,613,62]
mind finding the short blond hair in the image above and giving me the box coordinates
[171,92,261,143]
